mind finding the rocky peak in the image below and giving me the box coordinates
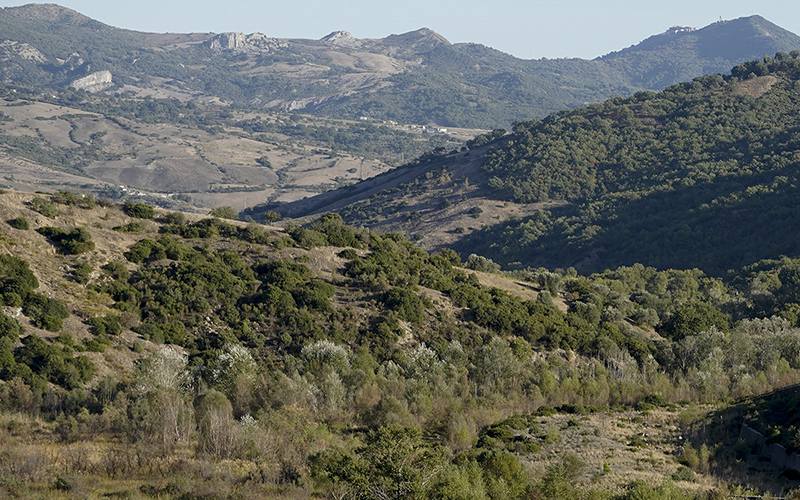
[321,30,362,48]
[205,32,247,50]
[382,28,450,51]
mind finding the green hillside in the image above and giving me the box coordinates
[600,16,800,89]
[454,54,800,275]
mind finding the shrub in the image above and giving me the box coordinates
[87,315,123,336]
[30,196,60,218]
[37,226,95,254]
[8,217,29,230]
[122,200,155,219]
[382,287,429,323]
[671,465,698,483]
[465,254,501,273]
[338,248,359,260]
[73,262,92,284]
[23,293,69,331]
[112,221,147,233]
[210,206,239,220]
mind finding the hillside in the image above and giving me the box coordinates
[3,189,800,497]
[0,5,798,129]
[281,55,800,278]
[0,82,467,209]
[600,16,800,89]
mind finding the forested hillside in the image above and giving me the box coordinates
[446,54,800,275]
[1,190,800,498]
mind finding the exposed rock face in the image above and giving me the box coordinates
[69,70,113,92]
[739,422,766,453]
[209,32,246,50]
[204,32,288,52]
[740,422,800,472]
[0,40,47,63]
[61,52,86,72]
[321,31,362,49]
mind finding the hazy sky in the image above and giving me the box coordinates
[1,1,799,60]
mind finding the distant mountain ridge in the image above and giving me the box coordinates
[600,15,800,88]
[0,4,798,127]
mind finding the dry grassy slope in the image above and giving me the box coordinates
[0,98,395,209]
[278,140,561,253]
[520,407,716,494]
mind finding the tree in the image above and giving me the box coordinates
[210,206,239,220]
[661,302,729,340]
[123,200,155,219]
[195,389,236,459]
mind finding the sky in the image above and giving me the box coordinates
[1,0,799,60]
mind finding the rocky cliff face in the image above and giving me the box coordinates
[69,70,112,92]
[203,32,288,52]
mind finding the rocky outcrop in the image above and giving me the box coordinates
[0,40,46,63]
[321,31,362,49]
[740,422,800,472]
[739,422,766,453]
[69,70,113,92]
[204,32,288,52]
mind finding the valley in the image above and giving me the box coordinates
[1,3,800,499]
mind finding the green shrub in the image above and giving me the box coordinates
[209,206,238,220]
[37,226,95,254]
[29,196,60,218]
[122,200,155,219]
[338,248,359,260]
[112,221,147,233]
[382,287,429,323]
[0,313,22,341]
[87,315,123,336]
[671,465,698,483]
[8,217,29,230]
[73,262,92,284]
[23,293,69,331]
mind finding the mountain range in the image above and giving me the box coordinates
[0,4,798,128]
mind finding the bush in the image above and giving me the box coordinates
[0,313,22,341]
[29,196,60,218]
[464,254,500,273]
[671,465,698,483]
[122,200,155,219]
[209,206,239,220]
[8,217,29,230]
[87,315,123,336]
[23,293,69,331]
[37,226,95,254]
[338,248,359,260]
[73,262,92,284]
[112,221,147,233]
[382,287,429,323]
